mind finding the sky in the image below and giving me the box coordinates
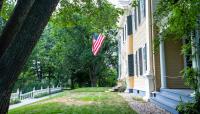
[108,0,119,6]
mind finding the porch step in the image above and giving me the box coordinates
[150,89,194,114]
[150,98,178,114]
[160,89,193,103]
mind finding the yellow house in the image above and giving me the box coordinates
[117,0,196,114]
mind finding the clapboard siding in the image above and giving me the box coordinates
[128,36,133,54]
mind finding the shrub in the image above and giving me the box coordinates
[10,99,21,105]
[34,93,49,98]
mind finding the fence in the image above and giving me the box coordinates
[11,85,62,101]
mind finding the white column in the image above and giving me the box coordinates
[145,0,153,75]
[160,35,167,88]
[143,0,154,100]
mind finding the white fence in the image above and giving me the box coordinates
[11,85,62,101]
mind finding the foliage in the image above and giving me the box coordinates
[9,99,21,105]
[131,0,139,7]
[177,93,200,114]
[11,0,122,93]
[51,0,122,87]
[182,67,198,90]
[9,88,137,114]
[154,0,200,39]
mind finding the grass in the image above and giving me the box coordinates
[9,87,137,114]
[72,87,111,92]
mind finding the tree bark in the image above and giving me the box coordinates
[0,0,35,58]
[89,65,97,87]
[0,0,59,113]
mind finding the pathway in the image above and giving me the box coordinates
[119,93,170,114]
[9,92,63,110]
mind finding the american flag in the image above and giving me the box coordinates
[92,33,105,56]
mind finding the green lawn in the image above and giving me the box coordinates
[9,87,137,114]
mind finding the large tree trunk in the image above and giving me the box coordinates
[0,0,3,11]
[0,0,35,57]
[0,0,59,113]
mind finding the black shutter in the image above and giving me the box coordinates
[122,28,125,43]
[143,0,146,17]
[139,48,143,75]
[138,1,141,24]
[128,54,134,76]
[127,15,133,35]
[136,52,138,75]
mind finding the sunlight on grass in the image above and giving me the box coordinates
[9,88,137,114]
[72,87,111,92]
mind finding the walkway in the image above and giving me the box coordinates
[119,93,170,114]
[9,92,63,110]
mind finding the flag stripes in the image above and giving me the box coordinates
[92,33,105,56]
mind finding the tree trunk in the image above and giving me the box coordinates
[70,77,75,89]
[91,77,97,87]
[0,0,3,11]
[89,67,97,87]
[0,0,59,113]
[0,0,35,57]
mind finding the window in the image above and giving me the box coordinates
[139,48,143,75]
